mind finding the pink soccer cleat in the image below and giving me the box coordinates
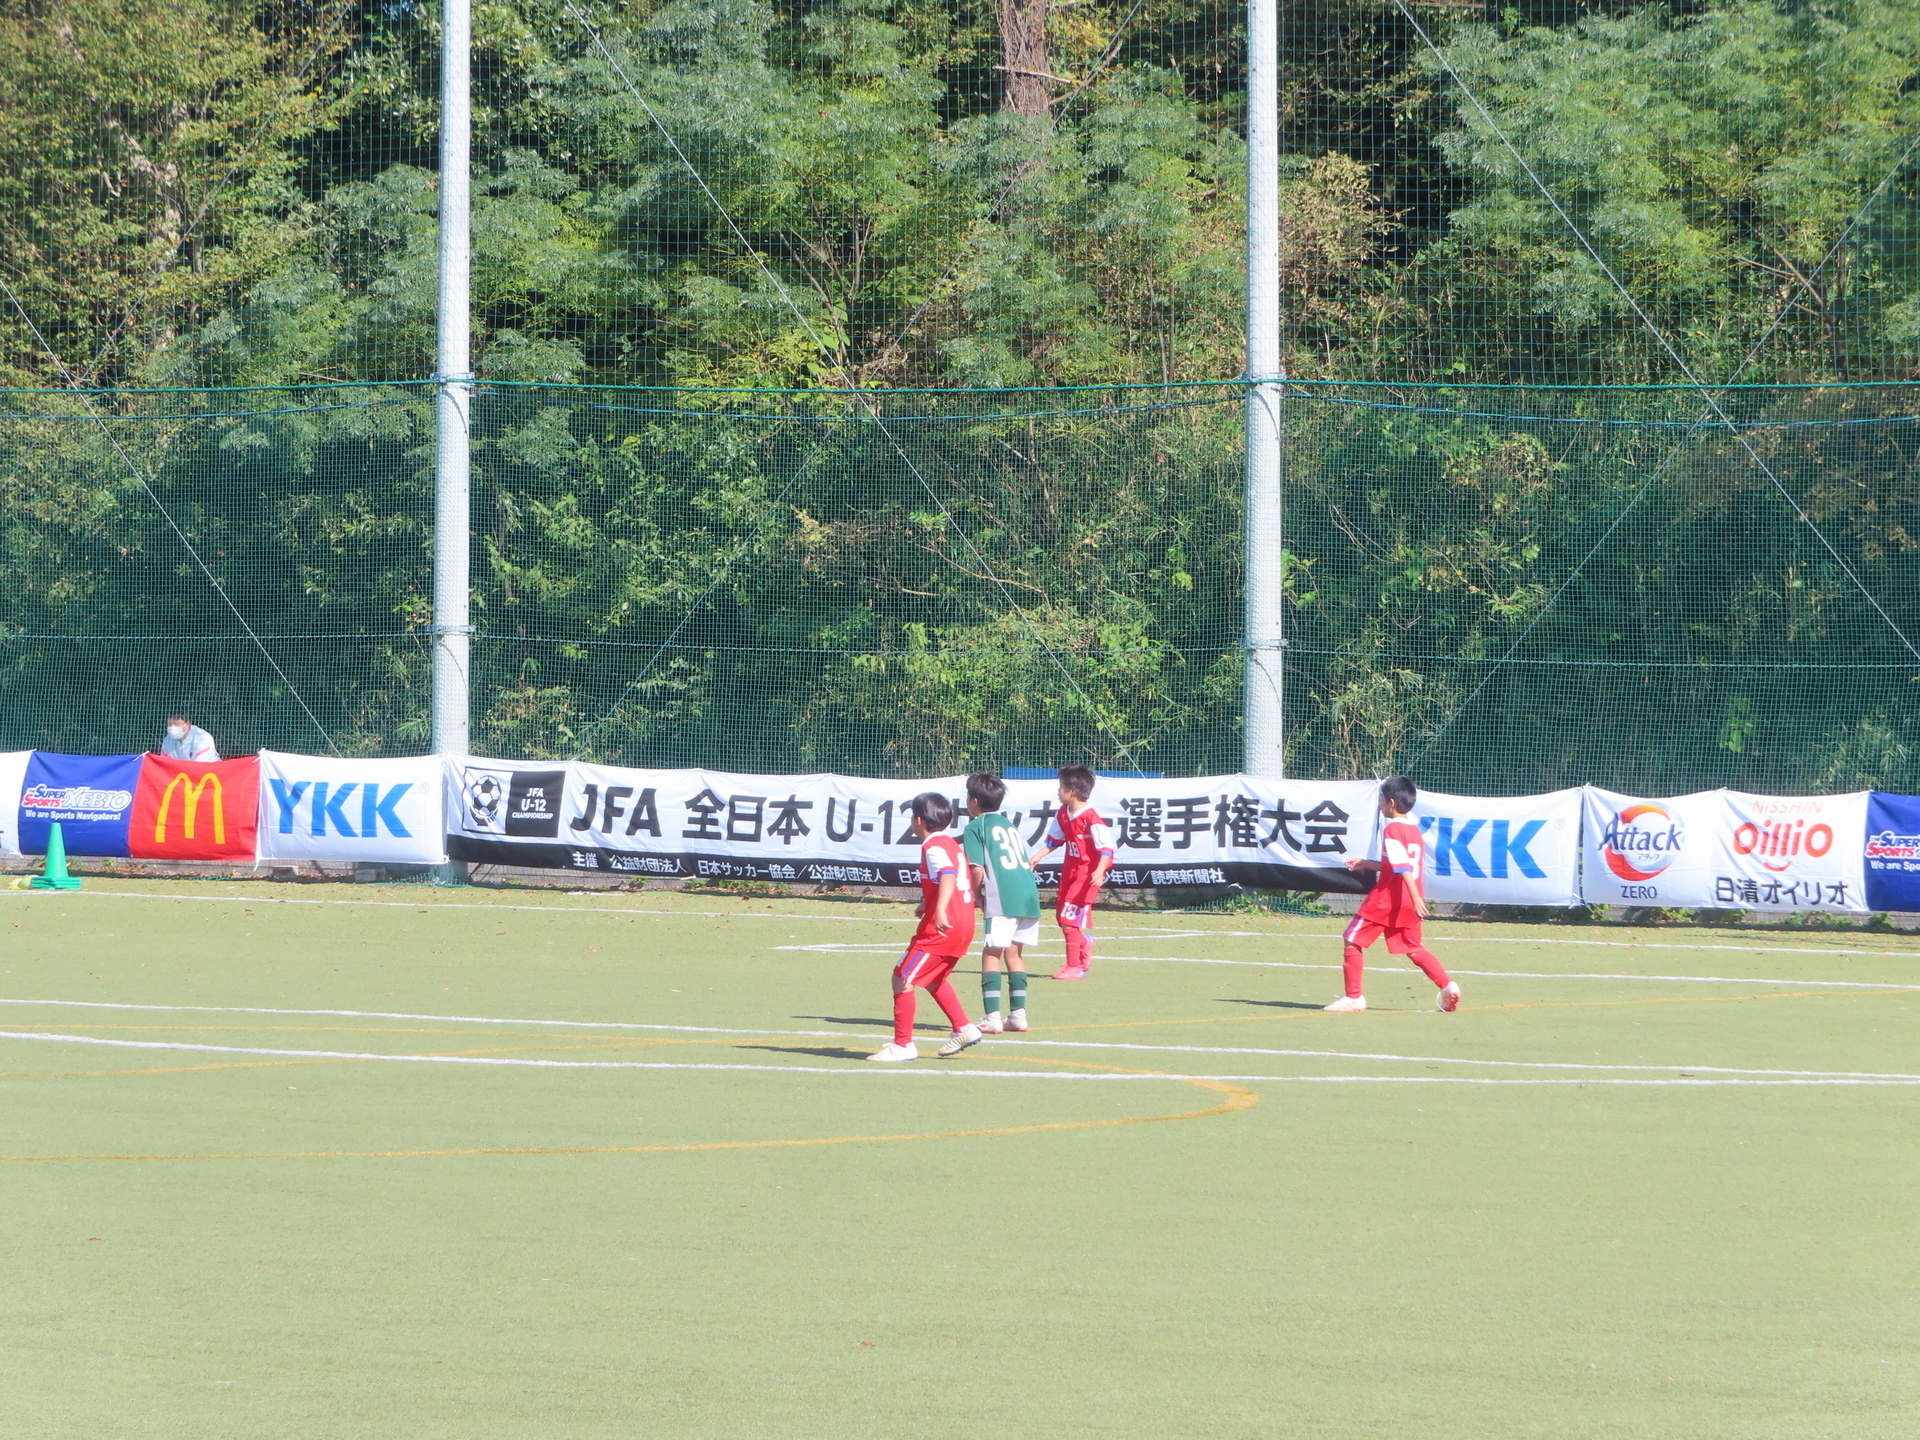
[1051,965,1087,981]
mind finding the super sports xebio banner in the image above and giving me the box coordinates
[3,749,1919,911]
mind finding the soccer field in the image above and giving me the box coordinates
[1,881,1916,1439]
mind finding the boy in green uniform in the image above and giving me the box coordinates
[962,771,1041,1034]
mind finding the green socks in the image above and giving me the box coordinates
[981,971,1003,1015]
[1008,970,1028,1013]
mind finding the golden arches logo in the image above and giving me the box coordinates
[154,772,225,845]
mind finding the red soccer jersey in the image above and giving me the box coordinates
[1356,818,1425,928]
[1046,805,1116,907]
[911,832,977,956]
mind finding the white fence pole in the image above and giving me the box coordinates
[1243,0,1285,777]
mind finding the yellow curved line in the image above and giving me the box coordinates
[0,1048,1257,1163]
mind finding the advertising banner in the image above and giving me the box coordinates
[127,755,260,862]
[1412,789,1583,907]
[0,751,30,856]
[444,759,1379,891]
[1712,790,1869,913]
[1863,792,1920,912]
[1582,787,1868,913]
[17,751,143,856]
[257,751,446,865]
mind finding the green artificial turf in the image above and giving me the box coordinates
[1,879,1916,1438]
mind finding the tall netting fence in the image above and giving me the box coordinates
[4,378,1919,795]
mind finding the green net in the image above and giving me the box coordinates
[0,1,1917,793]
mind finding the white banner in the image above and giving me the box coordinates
[0,751,29,856]
[1412,788,1582,907]
[1581,787,1868,913]
[443,759,1379,891]
[257,751,446,865]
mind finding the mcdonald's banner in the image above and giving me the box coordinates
[0,752,30,856]
[128,755,259,861]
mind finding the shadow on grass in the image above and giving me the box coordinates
[738,1043,871,1062]
[1215,997,1326,1012]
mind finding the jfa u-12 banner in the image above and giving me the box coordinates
[444,760,1380,891]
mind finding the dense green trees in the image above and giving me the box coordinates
[0,0,1917,791]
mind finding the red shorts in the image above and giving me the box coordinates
[895,949,960,989]
[1344,914,1422,954]
[1056,896,1099,929]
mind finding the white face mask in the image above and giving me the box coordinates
[167,724,188,740]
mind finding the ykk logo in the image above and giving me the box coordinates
[1417,816,1546,879]
[270,780,413,837]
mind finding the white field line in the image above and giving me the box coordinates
[1,1030,1917,1086]
[775,942,1920,990]
[1,998,1914,1082]
[7,887,1917,961]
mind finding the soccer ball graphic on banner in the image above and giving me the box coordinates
[465,771,506,831]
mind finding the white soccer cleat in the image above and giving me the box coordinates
[938,1023,984,1057]
[1438,982,1461,1013]
[1006,1008,1028,1032]
[867,1042,919,1062]
[1323,995,1367,1013]
[977,1012,1005,1035]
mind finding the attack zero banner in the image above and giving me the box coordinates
[1581,787,1870,913]
[443,760,1382,891]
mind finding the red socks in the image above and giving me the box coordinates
[1342,943,1366,999]
[1343,943,1450,999]
[928,978,968,1030]
[894,976,970,1046]
[1061,924,1092,970]
[1408,947,1450,988]
[893,990,916,1047]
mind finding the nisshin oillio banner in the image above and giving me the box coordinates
[1581,787,1868,913]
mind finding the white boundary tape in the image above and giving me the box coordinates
[0,1030,1914,1086]
[776,943,1920,990]
[3,998,1916,1083]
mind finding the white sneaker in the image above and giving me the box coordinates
[867,1041,919,1062]
[1323,995,1367,1013]
[937,1023,984,1057]
[977,1012,1005,1035]
[1006,1008,1028,1032]
[1438,982,1461,1013]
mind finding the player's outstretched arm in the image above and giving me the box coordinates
[933,872,956,934]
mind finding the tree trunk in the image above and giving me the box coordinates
[997,0,1053,120]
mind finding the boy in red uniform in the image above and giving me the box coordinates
[1325,775,1461,1013]
[869,792,985,1062]
[1027,764,1115,981]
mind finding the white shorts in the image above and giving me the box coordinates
[984,915,1040,949]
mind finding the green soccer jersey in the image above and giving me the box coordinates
[963,812,1042,919]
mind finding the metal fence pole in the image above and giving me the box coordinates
[432,0,472,880]
[1243,0,1285,778]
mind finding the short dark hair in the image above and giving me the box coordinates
[911,791,954,830]
[1380,775,1418,814]
[966,772,1007,811]
[1058,764,1095,801]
